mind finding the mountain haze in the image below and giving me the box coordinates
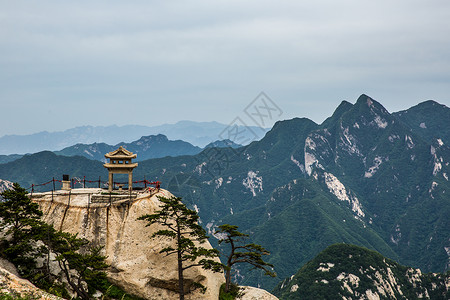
[0,121,267,155]
[55,134,202,162]
[0,95,448,292]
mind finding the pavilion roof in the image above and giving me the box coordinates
[104,146,137,159]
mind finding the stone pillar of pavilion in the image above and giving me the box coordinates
[103,146,138,192]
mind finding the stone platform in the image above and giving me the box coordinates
[31,188,160,207]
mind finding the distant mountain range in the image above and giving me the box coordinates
[0,121,268,155]
[0,95,448,294]
[0,154,23,164]
[55,134,203,162]
[0,134,242,164]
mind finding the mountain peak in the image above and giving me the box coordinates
[356,94,388,111]
[267,117,318,138]
[134,134,169,143]
[421,99,442,106]
[339,100,353,107]
[406,99,449,111]
[393,99,450,145]
[321,100,354,127]
[204,139,242,149]
[354,94,391,120]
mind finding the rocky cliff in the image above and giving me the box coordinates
[0,179,13,194]
[31,188,224,300]
[0,262,63,300]
[239,286,279,300]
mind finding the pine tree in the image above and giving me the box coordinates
[0,183,43,276]
[216,224,276,293]
[51,231,108,300]
[0,183,108,299]
[138,195,223,300]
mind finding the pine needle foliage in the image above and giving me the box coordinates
[0,183,108,299]
[0,183,43,277]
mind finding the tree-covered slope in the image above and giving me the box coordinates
[302,95,450,273]
[227,178,398,289]
[272,244,449,300]
[0,154,23,164]
[134,96,450,288]
[55,134,202,162]
[393,100,450,145]
[0,151,106,190]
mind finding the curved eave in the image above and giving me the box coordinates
[103,163,138,169]
[104,154,137,159]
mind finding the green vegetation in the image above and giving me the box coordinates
[0,183,43,277]
[87,279,145,300]
[53,233,107,299]
[230,177,399,289]
[0,154,23,164]
[273,244,450,300]
[393,100,450,145]
[0,293,38,300]
[138,195,223,300]
[0,183,116,300]
[218,282,241,300]
[0,151,107,191]
[56,134,202,162]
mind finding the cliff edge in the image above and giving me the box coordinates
[32,188,224,300]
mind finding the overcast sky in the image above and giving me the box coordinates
[1,0,449,137]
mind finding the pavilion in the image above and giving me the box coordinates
[103,146,138,192]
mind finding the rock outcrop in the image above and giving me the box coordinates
[273,244,450,299]
[32,188,224,300]
[0,179,14,194]
[239,286,279,300]
[0,265,63,300]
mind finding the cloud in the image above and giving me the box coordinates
[0,0,449,135]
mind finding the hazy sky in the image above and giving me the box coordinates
[1,0,449,137]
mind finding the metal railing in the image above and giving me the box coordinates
[27,177,161,193]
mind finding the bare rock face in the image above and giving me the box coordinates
[0,266,63,300]
[32,188,224,300]
[239,286,279,300]
[0,258,19,277]
[0,179,14,194]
